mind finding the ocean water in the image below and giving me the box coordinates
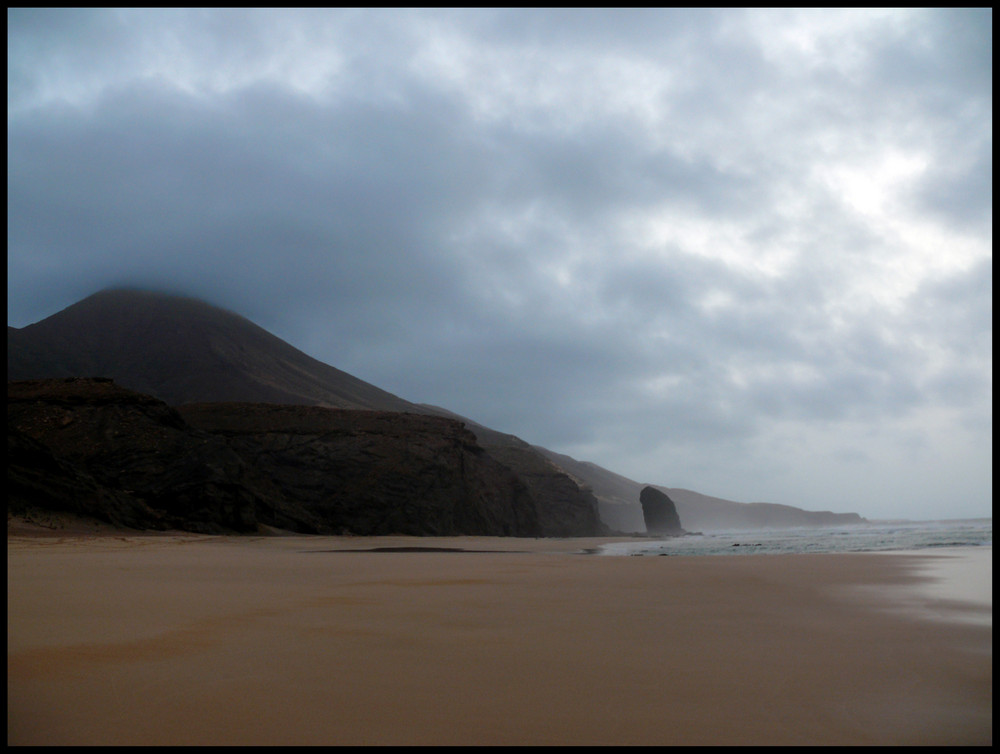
[599,519,993,626]
[597,518,993,557]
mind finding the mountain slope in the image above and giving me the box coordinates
[7,288,604,536]
[8,288,421,412]
[533,446,864,532]
[426,409,865,532]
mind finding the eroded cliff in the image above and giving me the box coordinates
[8,378,543,536]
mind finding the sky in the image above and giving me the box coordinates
[7,8,992,521]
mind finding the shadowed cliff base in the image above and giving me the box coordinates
[9,378,599,537]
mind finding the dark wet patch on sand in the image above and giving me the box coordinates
[304,546,526,553]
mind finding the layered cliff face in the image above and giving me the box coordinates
[8,378,543,536]
[8,378,264,532]
[178,402,541,536]
[481,441,605,538]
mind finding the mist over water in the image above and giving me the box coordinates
[598,519,993,557]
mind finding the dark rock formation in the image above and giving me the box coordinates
[481,441,606,537]
[414,405,609,537]
[8,424,149,529]
[178,402,542,536]
[532,447,867,533]
[639,485,685,536]
[7,378,543,536]
[8,289,867,535]
[8,289,607,536]
[8,378,277,533]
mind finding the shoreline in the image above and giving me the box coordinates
[855,547,992,628]
[7,533,992,745]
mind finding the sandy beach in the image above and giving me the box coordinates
[7,529,992,746]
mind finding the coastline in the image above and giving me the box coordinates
[7,533,992,746]
[855,547,992,628]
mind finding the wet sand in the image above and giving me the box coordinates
[7,532,992,746]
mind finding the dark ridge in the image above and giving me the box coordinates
[9,288,865,535]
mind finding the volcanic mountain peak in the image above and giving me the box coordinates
[7,288,422,412]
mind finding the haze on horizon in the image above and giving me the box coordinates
[7,8,992,522]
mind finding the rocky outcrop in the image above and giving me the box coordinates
[178,402,541,536]
[482,441,606,537]
[639,485,685,536]
[8,378,290,533]
[531,446,867,532]
[8,424,152,529]
[7,378,543,536]
[415,407,609,537]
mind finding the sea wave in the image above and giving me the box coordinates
[598,519,993,557]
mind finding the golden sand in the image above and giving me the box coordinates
[7,532,992,746]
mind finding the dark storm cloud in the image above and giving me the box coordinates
[7,8,992,519]
[9,77,483,326]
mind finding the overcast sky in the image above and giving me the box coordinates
[8,8,992,521]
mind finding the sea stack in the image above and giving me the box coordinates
[639,486,685,536]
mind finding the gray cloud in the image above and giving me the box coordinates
[7,8,992,520]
